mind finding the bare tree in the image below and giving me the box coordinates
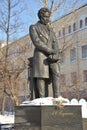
[0,0,27,115]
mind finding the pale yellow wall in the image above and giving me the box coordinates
[53,5,87,94]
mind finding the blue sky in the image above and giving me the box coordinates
[21,0,87,38]
[25,0,87,23]
[0,0,87,41]
[52,0,87,20]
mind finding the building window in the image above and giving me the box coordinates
[60,74,66,86]
[83,70,87,82]
[62,27,65,35]
[73,23,76,31]
[61,52,65,64]
[71,72,77,85]
[70,48,76,62]
[82,45,87,58]
[68,25,71,33]
[80,19,83,28]
[59,30,61,37]
[85,17,87,26]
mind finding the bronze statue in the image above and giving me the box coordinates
[29,7,60,98]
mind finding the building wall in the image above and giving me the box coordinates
[10,35,34,101]
[53,4,87,99]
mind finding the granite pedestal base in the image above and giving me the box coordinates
[15,105,83,130]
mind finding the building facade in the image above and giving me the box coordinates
[53,4,87,99]
[7,35,34,102]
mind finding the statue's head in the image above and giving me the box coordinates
[38,7,51,25]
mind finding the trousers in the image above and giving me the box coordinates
[36,63,60,98]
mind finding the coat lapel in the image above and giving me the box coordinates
[36,22,49,40]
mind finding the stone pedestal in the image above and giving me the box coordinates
[83,118,87,130]
[15,105,83,130]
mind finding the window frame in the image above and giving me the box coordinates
[73,23,76,31]
[83,70,87,83]
[80,19,83,28]
[82,45,87,59]
[68,25,71,33]
[70,47,76,62]
[85,17,87,26]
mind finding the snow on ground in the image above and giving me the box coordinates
[0,114,14,124]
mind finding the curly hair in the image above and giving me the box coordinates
[38,8,51,19]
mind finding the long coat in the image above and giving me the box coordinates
[29,21,58,78]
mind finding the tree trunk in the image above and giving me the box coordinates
[1,93,5,115]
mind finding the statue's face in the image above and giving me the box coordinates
[40,12,50,25]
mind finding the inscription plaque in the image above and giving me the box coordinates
[15,105,83,130]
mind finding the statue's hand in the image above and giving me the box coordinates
[47,54,60,63]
